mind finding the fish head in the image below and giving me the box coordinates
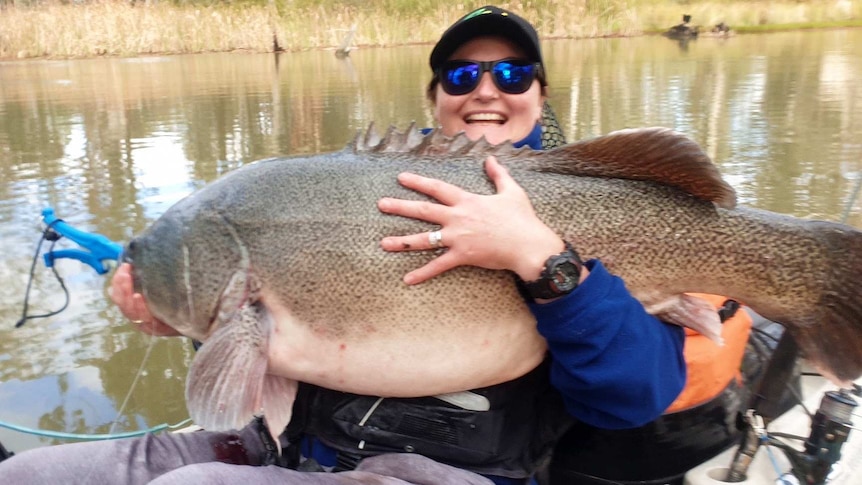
[123,210,229,342]
[123,216,199,338]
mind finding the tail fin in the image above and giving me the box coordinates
[792,221,862,383]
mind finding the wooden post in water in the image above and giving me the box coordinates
[269,0,283,53]
[335,24,357,58]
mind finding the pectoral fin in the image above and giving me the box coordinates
[647,294,725,345]
[261,373,298,446]
[185,301,296,441]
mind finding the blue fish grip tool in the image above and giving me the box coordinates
[40,207,124,275]
[15,208,124,328]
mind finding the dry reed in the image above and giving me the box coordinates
[0,0,859,60]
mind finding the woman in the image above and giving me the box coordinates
[0,6,685,485]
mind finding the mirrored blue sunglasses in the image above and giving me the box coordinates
[437,58,544,96]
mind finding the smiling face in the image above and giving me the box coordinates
[433,36,545,146]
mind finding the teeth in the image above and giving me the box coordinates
[466,113,505,122]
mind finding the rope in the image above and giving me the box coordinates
[15,220,70,328]
[108,335,157,436]
[0,418,193,441]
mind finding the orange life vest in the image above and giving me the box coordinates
[665,293,752,413]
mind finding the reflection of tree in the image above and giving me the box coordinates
[37,374,87,446]
[94,329,192,436]
[751,34,848,219]
[548,32,860,219]
[34,332,192,446]
[0,49,436,226]
[39,407,88,446]
[0,97,69,204]
[3,33,860,226]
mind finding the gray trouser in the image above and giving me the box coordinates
[0,425,493,485]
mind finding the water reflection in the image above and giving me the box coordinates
[0,29,860,452]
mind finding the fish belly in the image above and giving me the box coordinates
[260,285,548,397]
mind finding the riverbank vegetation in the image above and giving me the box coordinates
[1,0,860,59]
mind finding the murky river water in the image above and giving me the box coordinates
[1,29,860,453]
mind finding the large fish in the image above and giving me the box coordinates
[124,126,862,440]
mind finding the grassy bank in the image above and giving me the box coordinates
[1,0,860,60]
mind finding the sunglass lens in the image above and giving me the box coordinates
[492,61,535,94]
[442,62,480,95]
[439,60,537,95]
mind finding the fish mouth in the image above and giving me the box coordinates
[122,238,137,264]
[464,112,507,125]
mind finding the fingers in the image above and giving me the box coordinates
[484,155,520,195]
[395,172,465,206]
[377,170,474,251]
[134,317,183,337]
[378,197,448,225]
[378,229,454,285]
[395,158,515,204]
[129,293,153,323]
[109,263,180,336]
[377,173,460,250]
[109,263,138,316]
[402,251,461,285]
[109,263,149,321]
[377,160,533,285]
[380,230,446,252]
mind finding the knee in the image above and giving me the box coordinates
[149,462,236,484]
[0,449,31,476]
[0,447,64,483]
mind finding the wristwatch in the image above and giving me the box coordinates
[517,242,584,300]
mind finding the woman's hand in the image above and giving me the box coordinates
[378,156,572,285]
[109,263,181,336]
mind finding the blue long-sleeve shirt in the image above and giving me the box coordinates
[533,259,686,428]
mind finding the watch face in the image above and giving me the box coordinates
[549,260,580,293]
[520,244,583,300]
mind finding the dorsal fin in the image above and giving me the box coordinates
[534,127,737,208]
[350,124,736,209]
[351,124,523,158]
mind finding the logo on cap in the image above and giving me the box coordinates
[460,6,508,23]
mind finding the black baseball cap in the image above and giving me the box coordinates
[429,5,545,78]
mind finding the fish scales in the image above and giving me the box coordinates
[216,152,528,340]
[125,126,862,440]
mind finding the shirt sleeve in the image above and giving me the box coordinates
[528,259,686,429]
